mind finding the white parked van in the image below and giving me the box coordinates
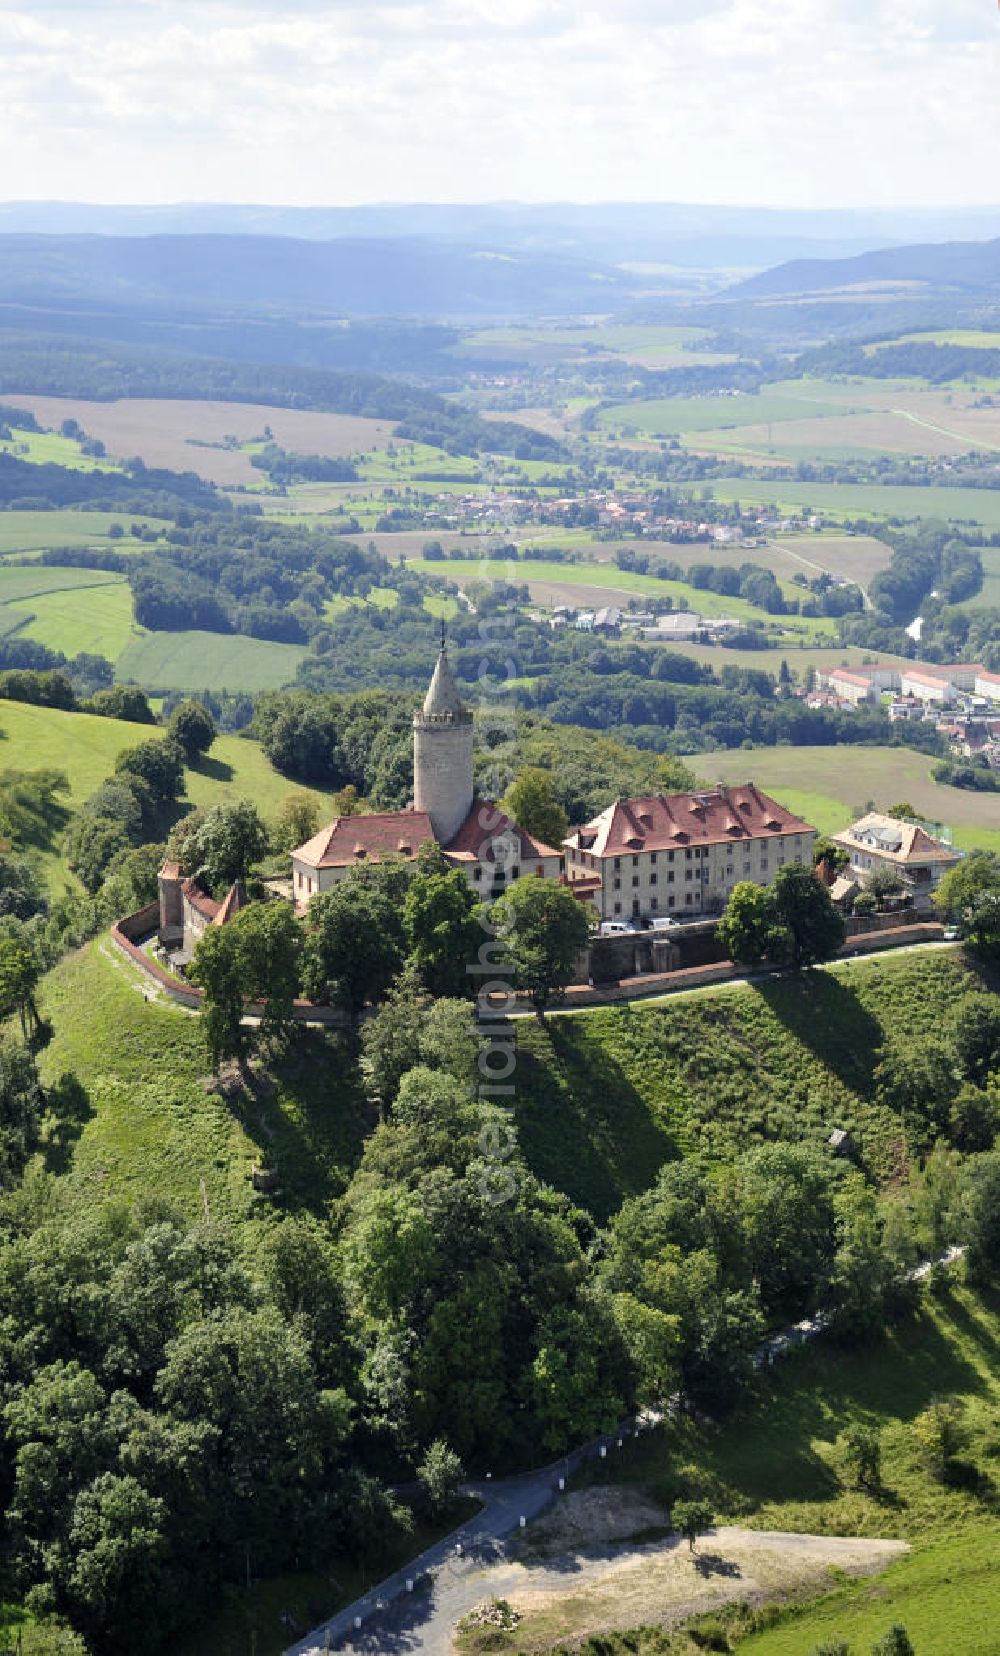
[598,920,632,936]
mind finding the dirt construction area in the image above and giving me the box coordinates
[382,1490,909,1653]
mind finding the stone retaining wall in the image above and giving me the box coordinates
[110,910,350,1026]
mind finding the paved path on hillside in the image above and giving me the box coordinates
[283,1431,639,1656]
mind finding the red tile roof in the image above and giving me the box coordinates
[566,786,815,859]
[293,810,436,869]
[443,797,562,863]
[182,878,220,921]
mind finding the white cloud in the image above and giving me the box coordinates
[0,0,997,206]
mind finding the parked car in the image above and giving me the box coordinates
[598,920,632,936]
[650,916,680,931]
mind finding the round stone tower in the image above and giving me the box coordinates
[413,644,474,845]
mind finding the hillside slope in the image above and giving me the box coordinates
[38,943,985,1232]
[0,698,335,888]
[514,950,983,1218]
[731,234,1000,299]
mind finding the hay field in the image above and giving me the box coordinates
[116,628,306,693]
[695,409,976,462]
[693,744,1000,853]
[598,385,856,438]
[0,396,395,487]
[9,581,140,661]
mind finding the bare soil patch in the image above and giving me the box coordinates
[451,1526,908,1653]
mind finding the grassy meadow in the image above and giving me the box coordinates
[693,745,1000,854]
[705,477,1000,530]
[0,509,165,555]
[0,698,337,889]
[10,579,141,660]
[0,426,121,472]
[36,942,371,1231]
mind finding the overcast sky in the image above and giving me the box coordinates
[1,0,998,208]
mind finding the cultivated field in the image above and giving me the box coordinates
[0,509,166,555]
[662,640,915,676]
[598,386,853,438]
[707,478,1000,529]
[0,396,396,487]
[693,744,1000,852]
[115,629,306,693]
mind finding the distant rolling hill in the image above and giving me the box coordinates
[729,235,1000,300]
[0,231,641,322]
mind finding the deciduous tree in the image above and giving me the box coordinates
[492,876,591,1017]
[671,1497,713,1553]
[167,700,216,762]
[500,768,569,850]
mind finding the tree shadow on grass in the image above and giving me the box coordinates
[933,1285,1000,1371]
[752,972,884,1096]
[188,754,235,786]
[692,1550,742,1579]
[220,1028,374,1216]
[513,1016,682,1222]
[42,1069,94,1174]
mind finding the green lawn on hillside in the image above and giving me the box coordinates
[0,699,337,889]
[693,744,1000,854]
[513,951,982,1215]
[35,942,371,1232]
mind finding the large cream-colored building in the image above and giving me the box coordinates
[564,785,817,922]
[291,647,563,908]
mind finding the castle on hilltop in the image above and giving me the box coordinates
[291,645,565,909]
